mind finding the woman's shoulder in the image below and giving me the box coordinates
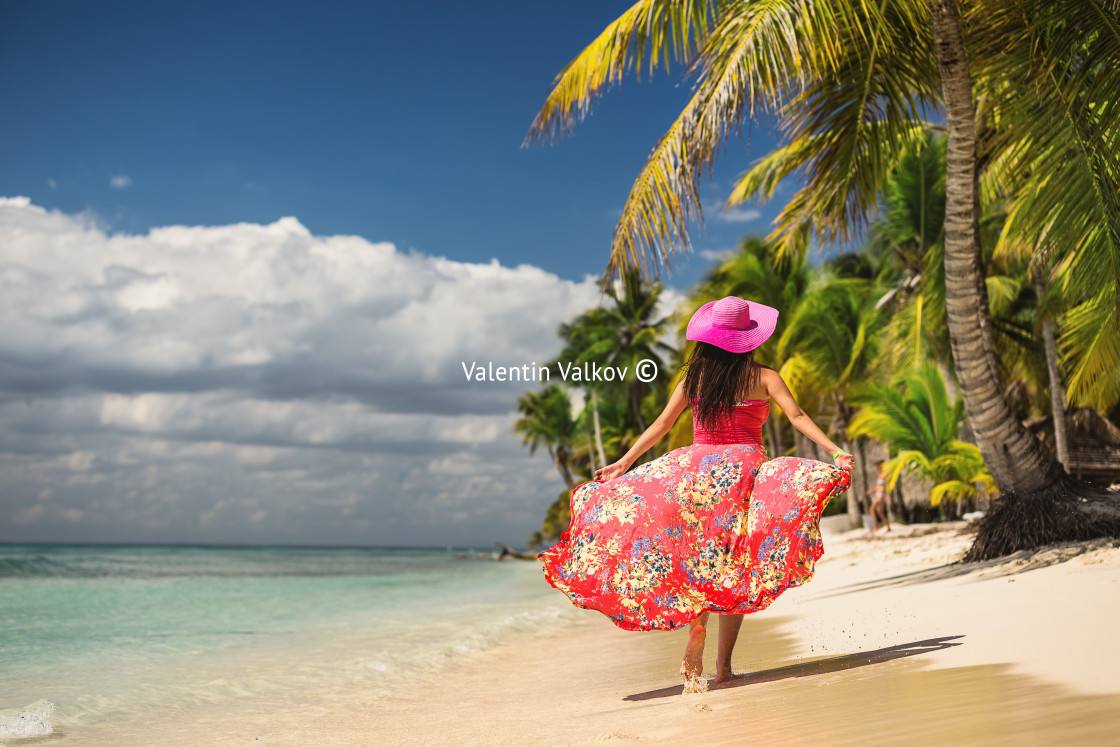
[735,364,777,401]
[753,366,785,396]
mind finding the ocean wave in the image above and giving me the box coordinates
[0,546,497,579]
[347,602,578,682]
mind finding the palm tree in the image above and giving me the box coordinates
[778,278,883,528]
[553,306,616,466]
[603,270,677,432]
[863,131,953,381]
[552,270,675,436]
[974,0,1120,416]
[932,0,1120,558]
[526,0,1120,559]
[513,385,579,490]
[849,363,997,514]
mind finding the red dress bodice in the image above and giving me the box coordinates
[690,398,770,446]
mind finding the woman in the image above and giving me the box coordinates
[539,295,855,685]
[868,460,892,532]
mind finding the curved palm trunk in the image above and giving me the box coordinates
[549,446,577,491]
[556,457,577,490]
[927,0,1062,494]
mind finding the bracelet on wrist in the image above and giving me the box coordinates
[832,449,848,460]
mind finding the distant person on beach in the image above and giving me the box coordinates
[868,460,892,532]
[539,296,854,686]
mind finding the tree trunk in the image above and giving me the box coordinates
[586,430,598,473]
[555,457,577,490]
[927,0,1063,494]
[793,429,813,459]
[551,446,577,490]
[765,417,783,459]
[1036,280,1070,470]
[591,389,607,468]
[630,385,647,433]
[845,438,865,530]
[857,437,874,514]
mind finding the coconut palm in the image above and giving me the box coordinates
[972,0,1120,416]
[553,306,615,466]
[526,0,1120,558]
[863,131,952,377]
[552,269,675,436]
[513,385,579,490]
[849,363,997,513]
[777,277,884,527]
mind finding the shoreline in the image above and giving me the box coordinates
[16,524,1120,745]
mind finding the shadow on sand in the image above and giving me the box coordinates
[819,536,1120,600]
[622,635,965,701]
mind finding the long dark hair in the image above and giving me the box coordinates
[682,341,765,432]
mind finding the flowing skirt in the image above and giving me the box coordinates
[539,443,851,631]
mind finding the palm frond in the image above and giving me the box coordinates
[603,0,809,279]
[725,1,938,261]
[525,0,718,144]
[973,0,1120,411]
[1062,289,1120,409]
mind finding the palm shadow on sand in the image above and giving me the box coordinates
[623,635,964,701]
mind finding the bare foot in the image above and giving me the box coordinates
[681,624,706,680]
[714,669,747,684]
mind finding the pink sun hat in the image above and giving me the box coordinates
[685,296,779,353]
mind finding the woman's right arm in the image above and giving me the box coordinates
[764,369,854,472]
[593,378,689,482]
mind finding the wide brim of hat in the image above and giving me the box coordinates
[685,299,779,353]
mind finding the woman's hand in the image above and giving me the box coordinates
[835,452,855,473]
[594,460,630,482]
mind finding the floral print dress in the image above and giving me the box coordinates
[538,400,851,631]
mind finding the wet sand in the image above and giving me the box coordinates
[36,524,1120,745]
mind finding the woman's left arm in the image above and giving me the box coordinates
[593,379,689,481]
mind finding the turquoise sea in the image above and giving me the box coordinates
[0,543,571,742]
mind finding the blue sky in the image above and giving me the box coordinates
[0,0,785,286]
[0,1,806,547]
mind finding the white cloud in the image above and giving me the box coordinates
[110,174,132,189]
[47,178,57,190]
[0,196,608,545]
[699,247,735,263]
[715,207,761,223]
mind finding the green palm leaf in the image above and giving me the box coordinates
[525,0,718,144]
